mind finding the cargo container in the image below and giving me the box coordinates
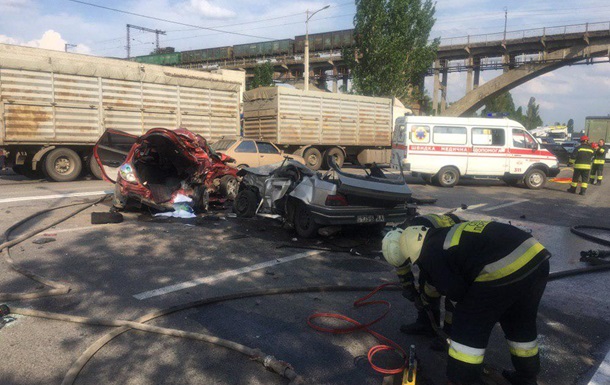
[0,43,244,181]
[243,87,411,170]
[133,52,181,66]
[233,39,294,58]
[181,46,233,63]
[294,29,355,53]
[585,116,610,160]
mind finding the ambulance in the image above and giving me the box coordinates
[391,116,560,189]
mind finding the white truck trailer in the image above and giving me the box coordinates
[242,87,411,170]
[0,43,244,181]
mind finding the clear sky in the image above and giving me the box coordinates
[1,0,609,128]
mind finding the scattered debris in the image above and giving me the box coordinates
[226,213,237,218]
[318,226,341,237]
[91,212,124,225]
[32,237,56,245]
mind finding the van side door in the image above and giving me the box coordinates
[391,117,407,169]
[468,127,508,176]
[509,128,539,174]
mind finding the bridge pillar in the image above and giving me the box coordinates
[332,66,338,93]
[440,60,448,114]
[473,57,481,89]
[503,54,516,72]
[432,60,441,115]
[466,57,474,92]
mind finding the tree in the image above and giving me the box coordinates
[523,97,543,130]
[249,62,274,90]
[343,0,438,105]
[567,118,574,133]
[481,92,517,117]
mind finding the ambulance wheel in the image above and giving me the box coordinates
[436,166,460,188]
[524,169,547,190]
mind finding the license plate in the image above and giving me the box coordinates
[357,214,385,223]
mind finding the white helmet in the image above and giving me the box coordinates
[382,229,406,267]
[399,226,430,264]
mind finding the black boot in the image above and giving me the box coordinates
[598,180,602,185]
[590,179,596,185]
[567,186,576,193]
[400,311,436,336]
[502,370,538,385]
[579,188,587,195]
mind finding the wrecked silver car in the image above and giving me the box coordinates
[233,157,414,238]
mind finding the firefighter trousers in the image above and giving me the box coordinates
[590,164,604,183]
[571,168,591,190]
[446,260,550,384]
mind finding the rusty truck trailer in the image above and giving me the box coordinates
[0,43,244,181]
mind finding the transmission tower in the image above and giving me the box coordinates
[126,24,166,59]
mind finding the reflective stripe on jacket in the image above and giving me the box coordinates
[571,144,595,169]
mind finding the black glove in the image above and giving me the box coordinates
[402,284,418,302]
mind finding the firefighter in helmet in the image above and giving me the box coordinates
[589,140,606,185]
[568,135,595,195]
[382,220,551,385]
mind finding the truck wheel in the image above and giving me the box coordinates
[436,166,460,188]
[89,155,103,180]
[524,169,547,190]
[303,147,322,170]
[233,189,258,218]
[220,175,239,200]
[294,203,319,238]
[324,147,345,168]
[43,148,82,182]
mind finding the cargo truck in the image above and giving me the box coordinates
[0,43,245,181]
[585,115,610,160]
[242,87,412,170]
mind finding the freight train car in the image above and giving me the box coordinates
[233,39,294,58]
[294,29,354,53]
[133,52,181,66]
[181,46,233,64]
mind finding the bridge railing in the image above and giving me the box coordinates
[438,20,610,48]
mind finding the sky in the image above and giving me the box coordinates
[1,0,609,128]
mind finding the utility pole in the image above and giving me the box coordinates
[126,24,166,59]
[304,5,330,91]
[64,43,77,52]
[503,7,508,44]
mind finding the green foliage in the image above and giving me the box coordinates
[343,0,438,103]
[481,93,543,130]
[249,62,274,90]
[567,118,574,133]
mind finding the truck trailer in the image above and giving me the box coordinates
[242,87,412,170]
[585,115,610,160]
[0,43,245,181]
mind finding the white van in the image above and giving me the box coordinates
[391,116,560,189]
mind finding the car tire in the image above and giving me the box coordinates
[220,175,239,200]
[524,169,547,190]
[303,147,322,171]
[237,164,249,169]
[324,147,345,168]
[294,203,320,238]
[233,189,258,218]
[435,166,460,188]
[89,155,103,180]
[43,148,82,182]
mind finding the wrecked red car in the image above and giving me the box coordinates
[94,127,239,212]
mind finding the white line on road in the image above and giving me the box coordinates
[0,190,111,204]
[465,203,488,210]
[481,199,529,212]
[588,348,610,385]
[133,250,323,300]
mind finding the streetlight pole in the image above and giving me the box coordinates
[304,5,330,91]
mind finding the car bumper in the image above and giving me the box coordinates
[548,168,561,177]
[308,204,414,226]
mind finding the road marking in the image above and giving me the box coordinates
[133,250,323,300]
[481,199,529,212]
[0,190,111,204]
[465,203,488,210]
[588,348,610,385]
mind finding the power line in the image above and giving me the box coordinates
[66,0,277,41]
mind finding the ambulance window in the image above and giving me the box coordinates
[472,127,505,146]
[512,129,537,149]
[433,126,467,145]
[410,125,430,143]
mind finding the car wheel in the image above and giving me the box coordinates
[524,169,547,190]
[435,166,460,188]
[237,164,249,169]
[294,203,320,238]
[324,147,345,168]
[303,147,322,171]
[43,148,82,182]
[233,189,258,218]
[220,175,239,200]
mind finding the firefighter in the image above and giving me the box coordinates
[382,221,551,385]
[590,140,606,185]
[395,213,463,336]
[568,135,595,195]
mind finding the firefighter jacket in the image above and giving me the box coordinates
[417,221,551,302]
[594,146,606,165]
[569,143,595,169]
[396,214,463,290]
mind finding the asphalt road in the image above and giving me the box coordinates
[0,168,608,385]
